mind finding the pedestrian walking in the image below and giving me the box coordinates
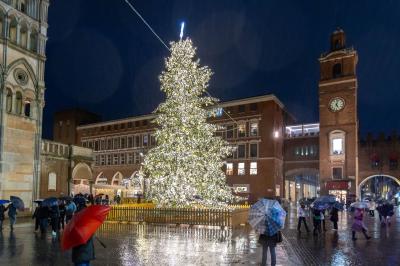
[37,204,49,234]
[71,202,96,266]
[65,200,76,224]
[0,203,7,230]
[88,194,94,205]
[297,204,310,232]
[50,204,60,237]
[59,201,66,230]
[351,208,371,240]
[330,207,339,230]
[312,208,322,236]
[8,203,17,231]
[32,203,40,232]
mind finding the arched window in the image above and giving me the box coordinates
[20,23,28,48]
[9,17,17,43]
[48,172,57,191]
[6,88,12,113]
[24,100,30,117]
[20,0,26,13]
[15,91,22,115]
[330,131,345,155]
[30,30,38,52]
[332,63,342,78]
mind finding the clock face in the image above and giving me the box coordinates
[329,97,345,112]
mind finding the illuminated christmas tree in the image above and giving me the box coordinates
[143,38,234,207]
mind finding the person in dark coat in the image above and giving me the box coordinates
[330,207,339,230]
[65,200,77,224]
[71,202,95,266]
[59,201,66,230]
[8,203,17,231]
[37,205,50,233]
[50,205,60,237]
[0,204,8,230]
[32,203,41,232]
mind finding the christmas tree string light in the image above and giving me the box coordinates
[143,38,235,208]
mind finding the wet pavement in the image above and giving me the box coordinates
[0,206,398,266]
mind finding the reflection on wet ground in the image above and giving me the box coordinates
[0,206,398,265]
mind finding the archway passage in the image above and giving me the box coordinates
[72,163,92,195]
[359,175,400,201]
[284,168,319,202]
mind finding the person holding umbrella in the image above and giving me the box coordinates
[62,202,110,266]
[8,203,17,231]
[297,204,310,233]
[330,206,339,231]
[350,202,371,240]
[248,198,286,266]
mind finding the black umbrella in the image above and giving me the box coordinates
[42,197,58,207]
[10,196,24,211]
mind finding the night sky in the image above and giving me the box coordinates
[44,0,400,139]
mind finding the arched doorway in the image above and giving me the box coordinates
[285,168,319,202]
[359,175,400,201]
[72,163,93,195]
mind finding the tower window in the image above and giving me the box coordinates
[15,92,22,115]
[332,63,342,78]
[24,101,31,117]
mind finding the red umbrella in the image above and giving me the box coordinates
[61,205,110,251]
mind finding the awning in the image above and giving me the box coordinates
[326,181,350,190]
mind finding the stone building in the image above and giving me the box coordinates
[0,0,49,209]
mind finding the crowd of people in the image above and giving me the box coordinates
[296,199,396,240]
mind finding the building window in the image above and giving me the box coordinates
[135,135,140,147]
[332,63,342,78]
[120,153,126,165]
[238,123,246,138]
[121,137,126,149]
[113,154,119,165]
[107,154,112,165]
[6,89,12,113]
[128,153,134,164]
[128,136,133,148]
[150,135,156,146]
[135,121,140,127]
[238,162,245,175]
[250,143,258,158]
[332,167,343,179]
[48,172,57,191]
[15,92,22,115]
[250,122,258,136]
[226,125,234,139]
[330,131,345,155]
[121,123,125,129]
[226,163,233,175]
[95,155,100,165]
[100,155,105,165]
[250,103,258,111]
[143,135,148,146]
[101,139,106,150]
[250,162,257,175]
[134,152,140,164]
[128,122,133,128]
[94,140,99,151]
[238,105,245,113]
[107,139,112,150]
[113,138,120,149]
[237,144,246,158]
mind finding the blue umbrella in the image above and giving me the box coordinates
[311,201,331,210]
[10,196,25,210]
[314,195,337,204]
[0,200,10,205]
[42,197,58,207]
[333,202,344,210]
[248,199,286,236]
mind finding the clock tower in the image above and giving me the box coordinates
[318,29,358,200]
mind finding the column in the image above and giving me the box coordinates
[16,23,21,45]
[27,29,31,50]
